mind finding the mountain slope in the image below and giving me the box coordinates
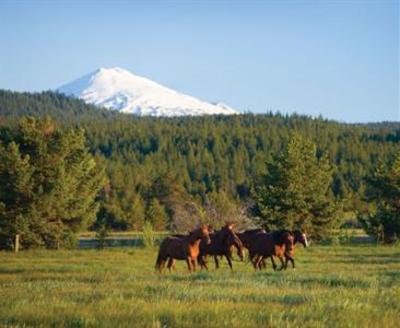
[0,90,117,122]
[57,67,238,116]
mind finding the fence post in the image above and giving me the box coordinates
[15,234,20,253]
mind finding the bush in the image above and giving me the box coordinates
[95,224,110,249]
[142,222,155,248]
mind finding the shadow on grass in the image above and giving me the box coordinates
[295,276,371,288]
[165,271,214,282]
[332,258,400,265]
[0,268,26,274]
[384,271,400,279]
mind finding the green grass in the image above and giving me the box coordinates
[0,245,399,327]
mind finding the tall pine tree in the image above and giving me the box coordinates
[360,151,400,243]
[254,133,341,239]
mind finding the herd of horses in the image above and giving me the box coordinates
[155,223,309,273]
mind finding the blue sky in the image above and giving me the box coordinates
[0,0,398,122]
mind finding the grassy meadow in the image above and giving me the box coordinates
[0,244,399,327]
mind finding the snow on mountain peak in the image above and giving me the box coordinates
[57,67,239,116]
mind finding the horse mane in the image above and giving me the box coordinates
[172,226,203,241]
[272,230,293,244]
[241,228,265,234]
[210,226,241,251]
[223,225,235,242]
[171,233,186,238]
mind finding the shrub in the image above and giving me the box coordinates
[142,221,155,248]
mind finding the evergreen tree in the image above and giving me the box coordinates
[0,142,36,249]
[254,133,341,239]
[145,198,167,231]
[129,196,146,230]
[0,117,105,249]
[360,151,400,243]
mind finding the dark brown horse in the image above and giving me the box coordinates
[237,229,267,267]
[197,223,245,270]
[237,228,266,248]
[283,230,309,269]
[248,230,295,270]
[155,225,211,273]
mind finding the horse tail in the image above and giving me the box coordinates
[155,239,169,271]
[155,247,164,270]
[155,254,161,270]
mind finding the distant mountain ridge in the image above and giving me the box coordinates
[57,67,239,116]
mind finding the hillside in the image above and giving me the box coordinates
[0,90,399,230]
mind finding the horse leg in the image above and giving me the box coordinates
[200,255,209,271]
[283,256,290,270]
[270,256,278,271]
[198,255,204,270]
[191,258,197,272]
[226,255,233,270]
[258,256,265,270]
[254,255,262,270]
[256,256,263,270]
[202,259,209,271]
[249,251,255,263]
[214,256,220,269]
[186,257,192,273]
[252,255,259,269]
[277,256,285,270]
[261,258,267,269]
[286,256,295,269]
[257,256,267,270]
[167,258,175,272]
[159,260,166,273]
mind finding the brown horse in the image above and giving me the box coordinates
[155,225,211,273]
[283,230,309,269]
[197,223,245,270]
[248,230,295,271]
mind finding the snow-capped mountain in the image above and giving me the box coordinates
[57,67,238,116]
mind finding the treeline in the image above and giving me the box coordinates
[0,90,399,237]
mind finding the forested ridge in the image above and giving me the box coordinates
[1,90,399,233]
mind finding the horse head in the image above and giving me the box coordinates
[225,222,234,231]
[198,224,211,245]
[274,230,295,253]
[222,224,245,261]
[293,230,309,247]
[282,231,295,252]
